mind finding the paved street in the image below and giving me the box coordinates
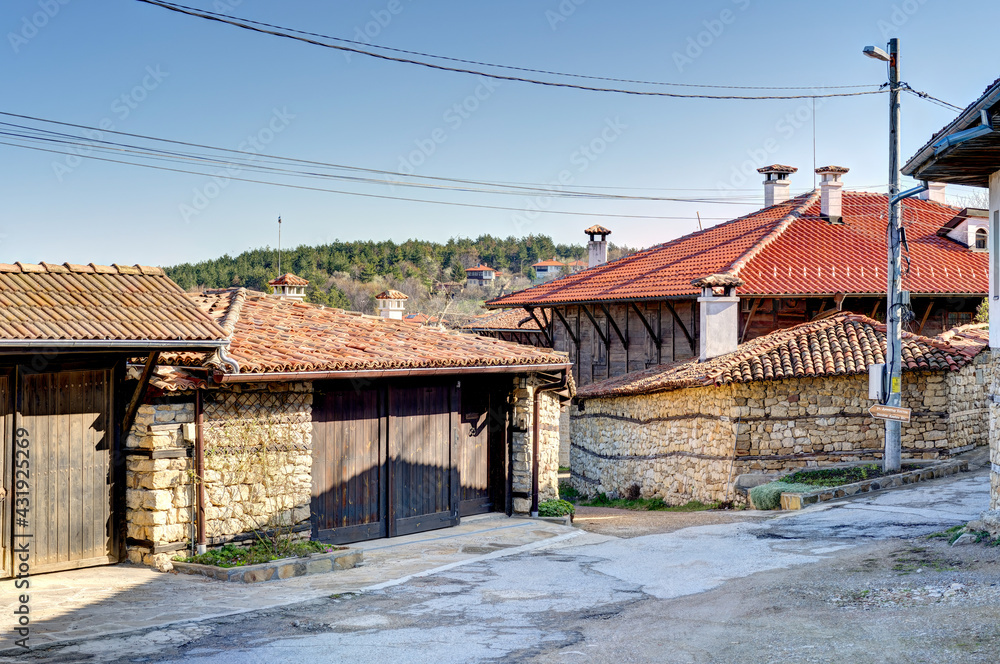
[12,462,999,663]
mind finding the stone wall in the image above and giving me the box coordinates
[510,376,562,514]
[125,383,312,570]
[572,366,989,506]
[986,350,1000,512]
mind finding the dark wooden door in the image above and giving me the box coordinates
[458,387,491,516]
[311,389,386,544]
[388,384,459,537]
[19,370,115,574]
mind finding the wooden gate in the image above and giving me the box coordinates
[311,389,386,544]
[457,387,491,516]
[387,384,459,537]
[19,370,115,574]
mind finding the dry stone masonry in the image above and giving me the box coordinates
[572,361,990,506]
[510,377,562,514]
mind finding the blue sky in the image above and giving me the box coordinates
[1,0,997,266]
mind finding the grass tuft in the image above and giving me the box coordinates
[174,541,341,568]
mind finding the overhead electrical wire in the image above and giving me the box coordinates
[134,0,887,101]
[135,1,879,93]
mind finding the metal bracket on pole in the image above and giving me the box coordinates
[890,181,928,206]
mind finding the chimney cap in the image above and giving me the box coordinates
[268,272,309,287]
[756,164,798,174]
[815,165,850,174]
[691,273,744,289]
[375,289,409,300]
[584,224,612,236]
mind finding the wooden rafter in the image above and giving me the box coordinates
[917,299,935,335]
[524,307,552,347]
[579,304,609,347]
[122,352,159,436]
[740,298,760,343]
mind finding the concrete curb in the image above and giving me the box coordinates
[779,459,969,510]
[172,548,362,583]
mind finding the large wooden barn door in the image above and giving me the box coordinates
[457,386,491,516]
[311,389,387,544]
[19,370,115,574]
[388,384,459,537]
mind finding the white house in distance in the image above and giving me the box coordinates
[465,263,498,287]
[532,258,565,281]
[903,75,1000,525]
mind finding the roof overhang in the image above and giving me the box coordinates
[0,339,229,354]
[218,362,573,383]
[902,80,1000,187]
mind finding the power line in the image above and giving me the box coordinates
[901,85,964,112]
[134,0,887,101]
[136,1,879,93]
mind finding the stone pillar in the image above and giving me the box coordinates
[990,170,1000,513]
[510,377,562,514]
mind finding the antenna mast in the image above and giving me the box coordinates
[277,216,282,276]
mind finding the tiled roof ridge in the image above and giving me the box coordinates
[0,261,165,277]
[217,288,248,338]
[726,191,819,278]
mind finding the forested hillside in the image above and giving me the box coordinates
[164,234,634,320]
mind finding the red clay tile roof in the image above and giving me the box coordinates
[148,366,208,394]
[466,264,496,273]
[533,259,565,268]
[489,191,988,308]
[375,289,409,300]
[577,314,988,399]
[461,308,548,332]
[567,259,588,266]
[166,289,568,374]
[815,165,849,174]
[268,273,309,286]
[0,262,227,342]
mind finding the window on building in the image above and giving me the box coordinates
[946,311,973,328]
[975,228,988,250]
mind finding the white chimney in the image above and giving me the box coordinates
[268,273,308,301]
[918,182,947,204]
[375,289,408,320]
[693,274,743,362]
[816,165,849,222]
[757,164,798,207]
[585,225,611,268]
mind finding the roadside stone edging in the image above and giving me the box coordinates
[527,515,575,527]
[171,548,362,583]
[779,459,969,510]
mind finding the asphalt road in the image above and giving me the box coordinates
[30,468,999,664]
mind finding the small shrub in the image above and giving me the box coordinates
[782,463,918,487]
[558,482,580,501]
[538,499,575,517]
[175,540,341,568]
[750,481,830,510]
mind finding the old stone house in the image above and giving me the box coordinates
[903,74,1000,520]
[488,170,989,389]
[126,286,572,569]
[570,314,989,506]
[0,262,229,577]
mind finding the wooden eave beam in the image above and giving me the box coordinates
[630,302,661,348]
[598,302,628,349]
[579,304,609,347]
[122,352,159,436]
[552,307,579,346]
[524,307,553,348]
[663,300,695,353]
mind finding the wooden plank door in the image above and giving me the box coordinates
[20,370,115,574]
[388,384,458,537]
[311,388,386,544]
[0,375,9,578]
[458,385,491,516]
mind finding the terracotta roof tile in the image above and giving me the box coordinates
[489,191,987,307]
[165,289,568,374]
[577,314,988,399]
[0,262,226,342]
[375,289,409,299]
[268,273,309,286]
[460,308,548,332]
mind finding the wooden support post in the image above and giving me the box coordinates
[579,304,609,347]
[917,299,935,335]
[598,302,628,349]
[524,308,552,348]
[630,302,661,348]
[663,300,695,354]
[740,298,760,343]
[122,352,159,437]
[552,307,579,345]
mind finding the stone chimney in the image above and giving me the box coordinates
[918,182,947,204]
[585,225,611,268]
[692,274,743,362]
[816,165,849,223]
[268,273,308,301]
[375,290,408,320]
[757,164,798,208]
